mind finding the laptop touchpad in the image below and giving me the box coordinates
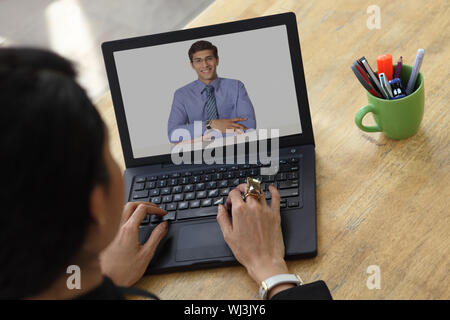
[175,221,233,262]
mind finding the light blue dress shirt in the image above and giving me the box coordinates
[167,77,256,143]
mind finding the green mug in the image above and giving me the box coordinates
[355,64,424,140]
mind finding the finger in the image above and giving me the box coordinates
[225,184,246,210]
[268,184,281,213]
[216,204,232,238]
[231,123,248,131]
[128,204,167,229]
[142,221,169,258]
[122,201,156,224]
[230,118,247,122]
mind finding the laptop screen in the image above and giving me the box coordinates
[113,25,302,159]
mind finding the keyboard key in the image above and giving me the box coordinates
[147,176,157,181]
[160,187,171,195]
[177,207,217,220]
[288,201,299,207]
[151,196,161,204]
[190,200,200,208]
[184,184,194,192]
[196,191,207,199]
[145,181,156,189]
[173,194,184,202]
[132,190,149,199]
[207,181,217,189]
[218,180,228,188]
[196,183,206,191]
[278,180,299,189]
[212,197,224,206]
[162,211,176,221]
[208,189,219,198]
[220,188,230,196]
[286,172,299,180]
[231,178,240,187]
[185,192,195,200]
[150,189,160,197]
[157,180,167,187]
[168,178,178,186]
[190,176,201,184]
[178,201,189,210]
[133,183,145,191]
[162,195,173,203]
[180,177,189,185]
[201,198,212,207]
[135,176,146,183]
[166,203,177,211]
[278,188,299,198]
[280,203,287,209]
[172,186,183,194]
[171,173,181,178]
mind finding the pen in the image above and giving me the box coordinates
[359,57,387,98]
[406,49,425,95]
[394,56,402,79]
[378,73,392,99]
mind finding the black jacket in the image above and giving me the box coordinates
[77,276,332,300]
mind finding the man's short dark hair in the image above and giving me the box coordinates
[0,48,109,299]
[188,40,218,62]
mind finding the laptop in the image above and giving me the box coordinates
[101,12,317,274]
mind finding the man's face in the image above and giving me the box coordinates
[191,49,219,82]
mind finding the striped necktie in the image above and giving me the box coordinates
[204,85,218,120]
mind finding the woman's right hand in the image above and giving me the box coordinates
[216,184,290,285]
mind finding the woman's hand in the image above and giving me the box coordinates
[217,184,290,285]
[100,202,168,287]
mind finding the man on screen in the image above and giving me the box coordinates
[167,40,256,143]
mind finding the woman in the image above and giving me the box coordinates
[0,48,331,300]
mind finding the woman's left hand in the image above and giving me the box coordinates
[100,202,168,286]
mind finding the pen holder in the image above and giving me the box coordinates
[355,64,424,140]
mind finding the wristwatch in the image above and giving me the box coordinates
[259,274,303,300]
[205,119,213,130]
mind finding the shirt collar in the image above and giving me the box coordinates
[196,77,221,95]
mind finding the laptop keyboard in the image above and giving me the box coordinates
[130,156,303,225]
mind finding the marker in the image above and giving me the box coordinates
[394,56,402,79]
[406,49,425,95]
[377,54,393,80]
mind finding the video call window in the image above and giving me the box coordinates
[113,25,302,159]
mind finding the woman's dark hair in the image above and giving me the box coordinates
[0,48,109,299]
[188,40,218,62]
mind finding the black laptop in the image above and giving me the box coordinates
[101,12,317,274]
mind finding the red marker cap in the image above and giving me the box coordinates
[376,54,393,81]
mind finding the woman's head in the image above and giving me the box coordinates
[0,48,124,299]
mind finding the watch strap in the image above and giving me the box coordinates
[259,274,303,300]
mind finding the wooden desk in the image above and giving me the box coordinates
[96,0,450,299]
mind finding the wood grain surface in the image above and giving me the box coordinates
[96,0,450,299]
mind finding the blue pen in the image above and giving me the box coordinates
[406,49,425,95]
